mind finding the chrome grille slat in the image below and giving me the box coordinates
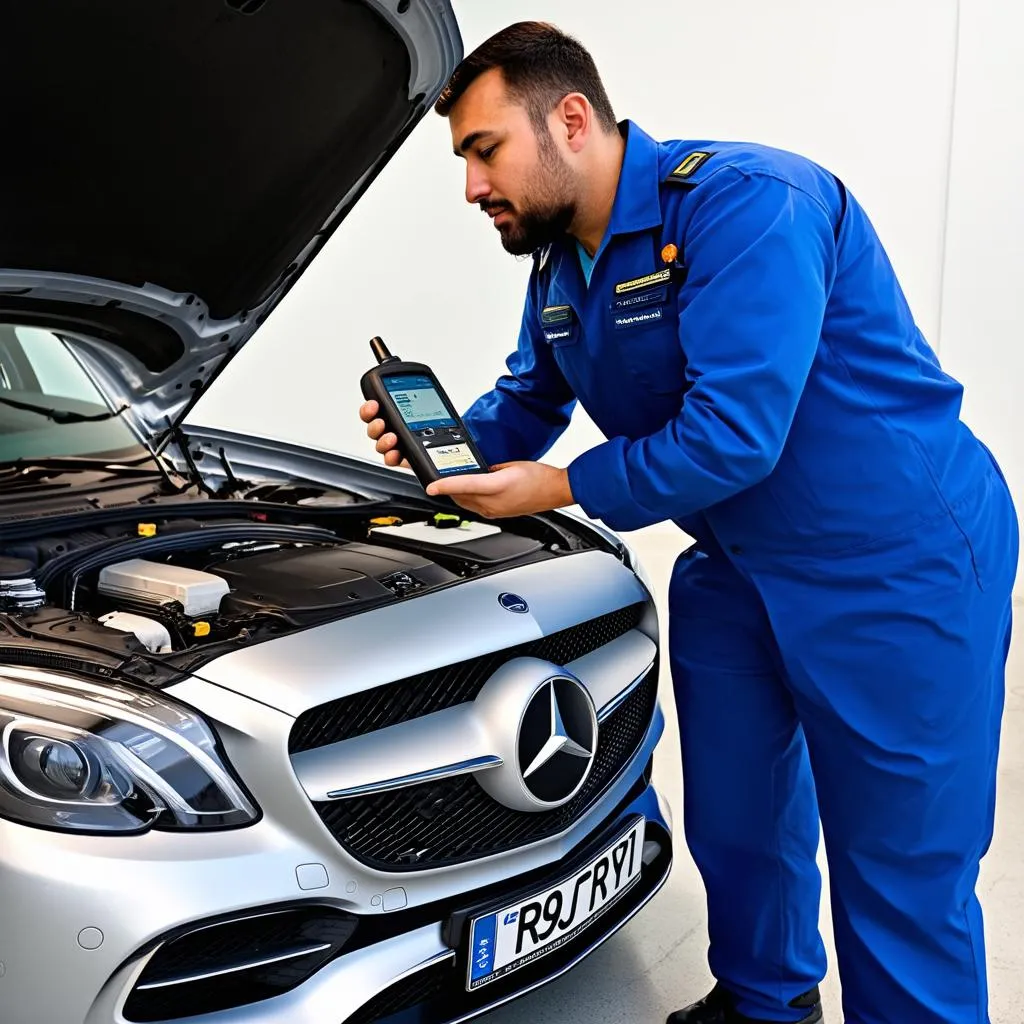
[135,943,334,990]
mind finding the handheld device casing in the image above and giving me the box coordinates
[360,337,490,488]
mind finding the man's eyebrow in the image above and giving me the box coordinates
[454,130,493,156]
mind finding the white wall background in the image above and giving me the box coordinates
[937,0,1024,589]
[191,0,1023,587]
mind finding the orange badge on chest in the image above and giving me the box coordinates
[661,243,678,264]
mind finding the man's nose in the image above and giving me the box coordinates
[465,163,490,205]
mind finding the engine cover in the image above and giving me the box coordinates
[207,542,459,618]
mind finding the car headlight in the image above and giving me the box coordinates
[0,669,258,834]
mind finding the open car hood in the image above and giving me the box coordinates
[0,0,461,446]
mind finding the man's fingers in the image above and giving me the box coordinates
[375,432,398,455]
[359,401,409,469]
[426,470,505,498]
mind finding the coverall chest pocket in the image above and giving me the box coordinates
[606,285,686,395]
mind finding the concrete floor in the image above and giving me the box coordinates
[486,526,1024,1024]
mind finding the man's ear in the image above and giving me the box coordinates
[554,92,592,153]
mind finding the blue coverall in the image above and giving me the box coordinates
[460,120,1019,1023]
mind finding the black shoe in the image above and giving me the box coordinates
[666,983,823,1023]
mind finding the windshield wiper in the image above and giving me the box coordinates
[0,394,130,424]
[0,454,192,498]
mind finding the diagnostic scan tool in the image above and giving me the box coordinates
[360,337,490,488]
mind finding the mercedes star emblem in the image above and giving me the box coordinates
[516,677,597,805]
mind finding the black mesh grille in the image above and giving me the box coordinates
[123,907,357,1022]
[313,668,658,870]
[289,603,646,753]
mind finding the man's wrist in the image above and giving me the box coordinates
[551,466,574,510]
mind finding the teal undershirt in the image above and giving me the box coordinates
[576,240,596,286]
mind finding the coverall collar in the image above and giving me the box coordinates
[546,120,663,305]
[605,119,664,237]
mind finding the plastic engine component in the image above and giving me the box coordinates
[97,559,229,617]
[0,557,46,611]
[370,520,545,565]
[208,542,458,618]
[99,611,173,653]
[370,520,503,546]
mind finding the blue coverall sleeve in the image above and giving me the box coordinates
[461,268,578,466]
[567,169,836,532]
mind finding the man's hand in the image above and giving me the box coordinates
[359,400,571,517]
[359,399,409,469]
[425,461,574,518]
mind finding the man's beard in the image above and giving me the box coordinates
[496,200,575,256]
[484,135,577,256]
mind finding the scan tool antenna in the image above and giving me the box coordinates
[370,336,399,365]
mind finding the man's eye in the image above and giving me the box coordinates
[480,145,497,160]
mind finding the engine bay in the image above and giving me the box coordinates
[0,496,602,685]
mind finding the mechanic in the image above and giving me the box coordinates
[359,21,1018,1024]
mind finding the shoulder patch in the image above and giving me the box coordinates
[667,150,715,182]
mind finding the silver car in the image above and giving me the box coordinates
[0,2,673,1022]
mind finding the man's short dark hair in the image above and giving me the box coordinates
[434,21,618,134]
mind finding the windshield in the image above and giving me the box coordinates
[0,324,143,463]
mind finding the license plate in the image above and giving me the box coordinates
[465,817,645,990]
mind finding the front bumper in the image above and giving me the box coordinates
[0,731,671,1024]
[148,782,672,1024]
[344,784,673,1024]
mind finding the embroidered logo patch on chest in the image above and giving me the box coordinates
[613,268,671,295]
[543,326,572,342]
[612,285,668,310]
[613,307,665,330]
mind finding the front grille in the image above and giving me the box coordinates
[122,907,357,1022]
[313,667,658,870]
[289,602,646,753]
